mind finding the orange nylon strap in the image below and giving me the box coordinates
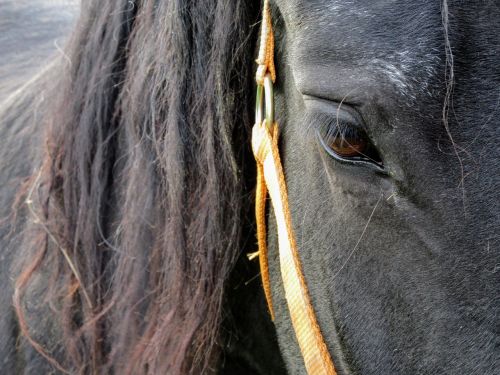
[251,1,337,374]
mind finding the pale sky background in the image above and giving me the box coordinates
[0,0,79,101]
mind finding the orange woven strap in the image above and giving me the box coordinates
[252,1,337,374]
[252,121,337,375]
[256,0,276,85]
[255,160,275,320]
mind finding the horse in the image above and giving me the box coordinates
[0,0,498,374]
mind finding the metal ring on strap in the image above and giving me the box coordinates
[255,73,274,128]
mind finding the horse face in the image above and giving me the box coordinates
[267,1,500,373]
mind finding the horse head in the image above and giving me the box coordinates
[264,1,499,373]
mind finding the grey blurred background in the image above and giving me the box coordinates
[0,0,79,101]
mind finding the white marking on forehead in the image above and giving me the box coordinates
[369,58,411,96]
[368,50,440,100]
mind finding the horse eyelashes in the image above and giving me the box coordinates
[305,110,384,169]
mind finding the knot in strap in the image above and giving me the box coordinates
[256,0,276,86]
[252,121,277,165]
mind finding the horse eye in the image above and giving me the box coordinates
[316,120,383,168]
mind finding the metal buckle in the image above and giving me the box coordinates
[255,73,274,128]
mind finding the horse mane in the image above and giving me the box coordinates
[14,1,260,373]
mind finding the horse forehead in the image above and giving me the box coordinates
[278,0,439,35]
[276,0,443,97]
[277,1,500,101]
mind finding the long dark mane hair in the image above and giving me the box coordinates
[14,1,260,373]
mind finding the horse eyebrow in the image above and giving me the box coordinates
[290,43,439,102]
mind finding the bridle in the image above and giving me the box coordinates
[251,1,338,374]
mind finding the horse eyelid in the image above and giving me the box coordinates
[302,110,358,140]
